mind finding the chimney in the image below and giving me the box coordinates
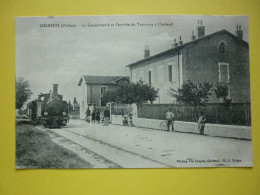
[191,30,196,40]
[172,38,178,47]
[178,36,183,45]
[144,45,150,58]
[235,25,243,40]
[52,84,58,100]
[196,19,205,39]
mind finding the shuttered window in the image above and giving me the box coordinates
[218,63,229,82]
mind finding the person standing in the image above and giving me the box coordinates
[198,111,206,135]
[100,112,104,124]
[166,107,174,131]
[85,108,91,123]
[103,107,110,126]
[96,111,100,124]
[91,110,96,124]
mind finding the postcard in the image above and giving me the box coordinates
[15,15,252,168]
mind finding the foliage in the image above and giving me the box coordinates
[213,82,232,123]
[169,80,212,111]
[102,90,119,104]
[214,82,232,108]
[16,77,33,109]
[102,80,159,107]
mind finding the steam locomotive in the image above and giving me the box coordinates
[27,84,69,127]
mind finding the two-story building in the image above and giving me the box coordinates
[126,22,250,104]
[78,75,129,119]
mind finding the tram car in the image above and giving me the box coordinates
[27,84,69,127]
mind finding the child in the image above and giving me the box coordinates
[123,114,128,126]
[198,111,206,135]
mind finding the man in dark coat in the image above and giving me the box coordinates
[103,107,110,126]
[92,110,96,123]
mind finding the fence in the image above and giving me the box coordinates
[137,103,251,126]
[111,103,132,116]
[94,106,107,113]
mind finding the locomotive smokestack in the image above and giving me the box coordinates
[52,84,58,100]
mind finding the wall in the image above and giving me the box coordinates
[131,52,180,104]
[111,104,252,140]
[111,115,251,140]
[87,84,118,106]
[78,79,123,119]
[78,81,88,119]
[181,32,250,103]
[130,32,250,104]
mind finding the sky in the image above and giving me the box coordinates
[15,15,248,103]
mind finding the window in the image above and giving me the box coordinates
[168,65,172,82]
[100,86,107,95]
[218,63,229,83]
[148,71,152,86]
[148,69,154,86]
[219,41,226,54]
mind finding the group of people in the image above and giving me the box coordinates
[85,107,111,126]
[165,107,206,135]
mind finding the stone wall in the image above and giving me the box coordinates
[111,104,251,140]
[111,115,251,140]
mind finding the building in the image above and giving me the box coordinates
[78,75,129,119]
[126,22,250,104]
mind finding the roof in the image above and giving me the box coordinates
[113,77,130,83]
[126,29,249,68]
[78,75,130,86]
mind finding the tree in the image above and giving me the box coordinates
[214,82,231,108]
[169,80,212,117]
[102,80,159,107]
[214,82,232,123]
[16,77,33,109]
[102,90,119,104]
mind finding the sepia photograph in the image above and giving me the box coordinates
[15,15,252,168]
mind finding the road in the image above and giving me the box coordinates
[39,119,253,168]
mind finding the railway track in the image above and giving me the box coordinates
[39,126,170,168]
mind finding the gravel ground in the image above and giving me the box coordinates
[43,119,252,168]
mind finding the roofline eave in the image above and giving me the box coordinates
[126,29,249,69]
